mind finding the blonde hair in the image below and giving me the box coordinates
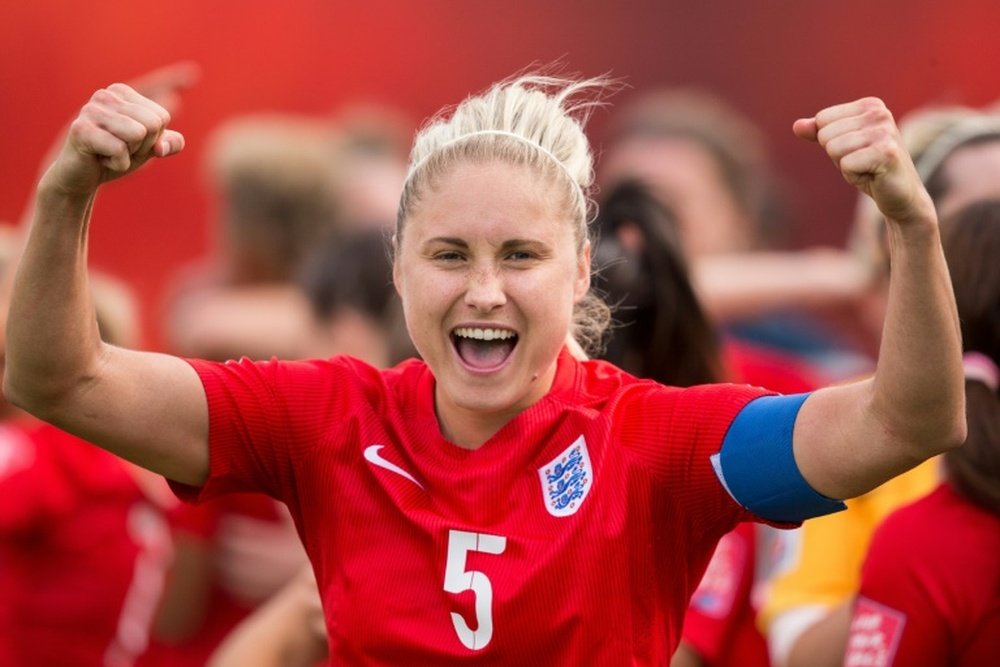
[398,74,610,246]
[396,73,614,355]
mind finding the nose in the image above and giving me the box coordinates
[464,265,506,312]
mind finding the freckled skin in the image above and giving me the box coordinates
[393,161,591,448]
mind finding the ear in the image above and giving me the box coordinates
[574,240,592,302]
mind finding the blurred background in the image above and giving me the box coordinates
[2,0,999,348]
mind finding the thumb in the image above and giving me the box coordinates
[793,117,819,142]
[153,129,185,158]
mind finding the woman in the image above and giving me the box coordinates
[4,75,965,664]
[841,199,1000,666]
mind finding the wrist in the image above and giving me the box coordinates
[881,188,937,228]
[35,169,97,216]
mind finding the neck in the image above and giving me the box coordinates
[434,354,563,449]
[436,402,520,450]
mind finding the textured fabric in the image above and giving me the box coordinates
[845,483,1000,667]
[175,350,784,665]
[0,420,172,667]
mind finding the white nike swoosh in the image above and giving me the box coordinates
[363,445,424,489]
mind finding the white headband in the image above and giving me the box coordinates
[403,130,586,207]
[915,115,1000,182]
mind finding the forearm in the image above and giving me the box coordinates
[209,569,328,667]
[871,216,965,456]
[694,250,870,322]
[4,178,104,412]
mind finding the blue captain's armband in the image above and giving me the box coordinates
[710,393,847,523]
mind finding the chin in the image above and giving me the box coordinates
[441,370,533,414]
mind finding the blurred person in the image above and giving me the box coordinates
[600,87,874,381]
[0,267,175,667]
[4,69,968,667]
[297,229,414,366]
[146,114,323,662]
[326,105,411,232]
[150,111,410,666]
[165,106,410,362]
[592,181,769,667]
[0,63,196,667]
[759,105,1000,667]
[841,199,1000,666]
[164,112,342,361]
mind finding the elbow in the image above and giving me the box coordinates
[908,400,968,459]
[936,386,969,453]
[3,371,46,418]
[940,411,968,453]
[2,368,31,413]
[2,365,76,421]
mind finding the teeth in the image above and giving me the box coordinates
[453,327,516,341]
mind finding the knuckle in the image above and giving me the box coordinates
[67,116,90,140]
[859,96,886,110]
[862,102,894,125]
[106,82,133,95]
[90,88,115,105]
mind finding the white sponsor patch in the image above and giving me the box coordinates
[844,596,907,667]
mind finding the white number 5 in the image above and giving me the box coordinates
[443,529,507,651]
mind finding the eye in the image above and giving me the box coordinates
[432,250,466,263]
[505,250,536,262]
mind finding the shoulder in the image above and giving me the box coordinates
[576,357,767,419]
[188,354,400,401]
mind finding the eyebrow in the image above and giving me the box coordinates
[424,237,468,248]
[422,237,549,250]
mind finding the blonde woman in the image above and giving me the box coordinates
[4,75,965,664]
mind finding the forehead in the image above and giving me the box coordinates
[404,161,574,244]
[938,139,1000,218]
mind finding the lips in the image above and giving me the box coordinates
[451,326,518,371]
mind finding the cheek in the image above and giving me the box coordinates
[516,266,580,316]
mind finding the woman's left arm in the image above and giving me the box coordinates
[791,97,966,500]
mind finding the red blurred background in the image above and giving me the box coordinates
[2,0,998,348]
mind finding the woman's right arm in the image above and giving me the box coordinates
[3,83,210,485]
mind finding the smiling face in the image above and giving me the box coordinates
[393,160,591,447]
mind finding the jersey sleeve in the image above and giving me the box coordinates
[169,356,376,505]
[616,382,772,534]
[617,384,840,529]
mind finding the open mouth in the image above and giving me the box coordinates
[451,327,519,371]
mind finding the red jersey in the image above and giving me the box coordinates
[0,420,173,667]
[681,522,769,666]
[845,483,1000,667]
[173,350,774,665]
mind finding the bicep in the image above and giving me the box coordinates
[793,381,921,500]
[48,344,208,485]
